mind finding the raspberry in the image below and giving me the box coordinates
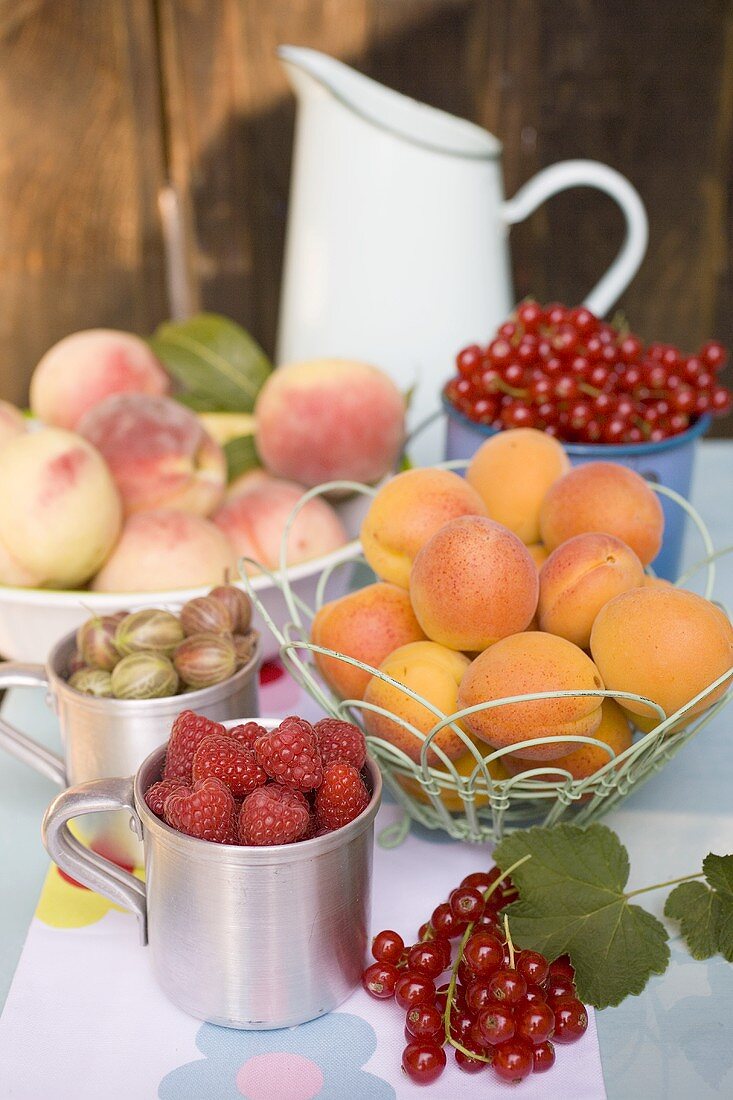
[254,716,323,791]
[192,734,268,798]
[315,762,370,831]
[163,710,227,783]
[314,717,367,769]
[229,721,268,751]
[239,784,310,845]
[164,776,236,843]
[144,778,185,817]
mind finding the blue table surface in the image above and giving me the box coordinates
[1,440,732,1098]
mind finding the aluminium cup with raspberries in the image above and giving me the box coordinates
[42,714,382,1028]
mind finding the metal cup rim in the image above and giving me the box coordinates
[132,734,383,864]
[46,630,262,712]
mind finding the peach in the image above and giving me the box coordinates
[78,394,226,516]
[539,461,664,566]
[310,582,426,700]
[457,631,604,760]
[503,699,632,780]
[466,428,570,543]
[30,329,170,430]
[360,468,488,588]
[0,428,122,588]
[213,475,347,575]
[590,587,733,723]
[0,401,28,450]
[396,734,509,811]
[409,516,538,651]
[255,359,406,487]
[91,510,236,592]
[538,533,644,649]
[362,641,471,764]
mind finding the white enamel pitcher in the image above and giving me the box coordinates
[276,46,648,456]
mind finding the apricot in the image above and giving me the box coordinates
[539,460,664,566]
[503,699,632,780]
[255,359,405,487]
[359,467,487,588]
[396,735,509,811]
[527,543,549,570]
[213,475,347,575]
[0,401,27,450]
[91,510,236,592]
[457,631,604,760]
[0,428,122,588]
[30,329,170,430]
[78,394,226,517]
[538,533,644,649]
[361,641,471,764]
[409,515,538,651]
[466,428,570,543]
[310,582,426,701]
[590,587,733,722]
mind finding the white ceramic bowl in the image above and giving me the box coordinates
[0,493,370,663]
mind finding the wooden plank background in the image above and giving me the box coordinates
[0,0,731,433]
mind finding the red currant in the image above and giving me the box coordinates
[362,961,399,999]
[401,1042,446,1084]
[711,386,732,415]
[395,974,436,1011]
[431,902,466,939]
[549,955,575,981]
[492,1037,534,1082]
[407,942,446,979]
[465,977,496,1012]
[449,1006,475,1043]
[461,868,500,891]
[545,975,577,1004]
[553,998,589,1043]
[515,1001,555,1045]
[700,340,727,371]
[532,1039,556,1072]
[405,1002,444,1042]
[517,301,544,331]
[516,950,550,986]
[449,886,485,922]
[478,1002,515,1045]
[456,345,482,376]
[488,968,527,1004]
[463,931,504,976]
[454,1046,487,1073]
[371,929,404,965]
[619,335,643,362]
[518,984,548,1006]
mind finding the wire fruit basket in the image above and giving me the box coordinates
[241,472,733,844]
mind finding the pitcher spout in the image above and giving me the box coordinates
[277,45,500,159]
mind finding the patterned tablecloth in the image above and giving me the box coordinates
[1,441,733,1098]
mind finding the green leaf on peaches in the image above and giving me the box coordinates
[494,823,670,1009]
[150,313,272,412]
[224,434,261,483]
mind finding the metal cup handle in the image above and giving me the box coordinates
[0,661,66,786]
[42,776,148,944]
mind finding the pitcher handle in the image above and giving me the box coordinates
[42,776,148,944]
[0,662,66,787]
[502,160,648,316]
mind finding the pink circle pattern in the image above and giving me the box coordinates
[236,1052,324,1099]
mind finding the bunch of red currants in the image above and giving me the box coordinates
[362,866,588,1086]
[444,301,731,445]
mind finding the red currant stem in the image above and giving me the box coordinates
[626,872,704,899]
[503,913,516,969]
[579,383,602,398]
[491,379,527,399]
[442,855,531,1054]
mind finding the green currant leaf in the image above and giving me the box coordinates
[664,853,733,962]
[703,853,733,897]
[150,313,272,412]
[494,823,670,1009]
